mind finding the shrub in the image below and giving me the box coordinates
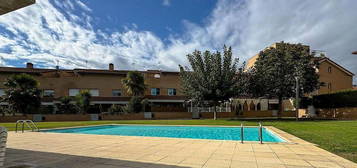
[126,96,143,113]
[108,104,125,115]
[75,90,91,114]
[313,89,357,108]
[55,96,78,114]
[38,105,55,114]
[300,97,313,109]
[0,105,13,116]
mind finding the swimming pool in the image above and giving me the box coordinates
[43,125,285,142]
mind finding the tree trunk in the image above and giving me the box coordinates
[278,96,283,119]
[21,107,26,116]
[213,105,217,120]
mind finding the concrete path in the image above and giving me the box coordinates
[4,126,357,168]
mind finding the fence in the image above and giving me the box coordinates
[315,107,357,119]
[3,108,354,122]
[187,106,231,113]
[241,110,295,118]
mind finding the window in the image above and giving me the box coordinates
[0,89,5,97]
[151,88,160,95]
[69,89,80,96]
[43,89,55,97]
[328,66,332,73]
[168,88,176,96]
[89,89,99,97]
[112,90,122,97]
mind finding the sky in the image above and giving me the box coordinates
[0,0,356,83]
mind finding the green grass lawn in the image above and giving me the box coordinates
[1,119,356,163]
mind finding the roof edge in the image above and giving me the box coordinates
[319,58,354,76]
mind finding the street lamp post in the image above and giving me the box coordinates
[187,99,193,113]
[295,76,300,121]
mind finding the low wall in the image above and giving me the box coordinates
[0,112,234,122]
[102,113,145,120]
[154,112,192,119]
[200,112,237,118]
[240,110,295,118]
[151,107,186,112]
[101,112,192,120]
[0,115,32,122]
[316,107,357,119]
[1,109,326,122]
[43,114,90,121]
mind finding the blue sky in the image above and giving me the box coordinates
[78,0,216,39]
[0,0,356,83]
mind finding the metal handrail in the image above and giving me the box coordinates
[240,123,244,143]
[259,122,263,144]
[28,120,39,131]
[15,120,39,133]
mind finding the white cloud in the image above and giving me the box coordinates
[0,0,356,83]
[76,0,92,12]
[0,0,165,70]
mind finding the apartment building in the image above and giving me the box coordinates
[0,63,186,112]
[246,42,354,94]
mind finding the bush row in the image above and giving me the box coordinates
[312,89,357,108]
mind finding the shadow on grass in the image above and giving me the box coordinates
[5,148,189,168]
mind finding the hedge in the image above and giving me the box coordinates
[313,90,357,108]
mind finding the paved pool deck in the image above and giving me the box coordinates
[4,126,357,168]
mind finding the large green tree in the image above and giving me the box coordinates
[179,45,244,119]
[3,73,41,115]
[122,71,146,96]
[248,42,320,117]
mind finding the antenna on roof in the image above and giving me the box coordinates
[311,50,326,57]
[56,59,59,70]
[85,60,88,69]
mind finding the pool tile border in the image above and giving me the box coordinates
[37,124,311,144]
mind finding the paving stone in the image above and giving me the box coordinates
[3,127,356,168]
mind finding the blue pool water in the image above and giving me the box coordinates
[43,125,285,142]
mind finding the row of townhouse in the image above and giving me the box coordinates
[0,43,354,114]
[0,63,187,113]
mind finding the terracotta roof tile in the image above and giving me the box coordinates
[0,66,180,75]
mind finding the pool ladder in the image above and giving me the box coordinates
[240,122,263,144]
[15,120,40,133]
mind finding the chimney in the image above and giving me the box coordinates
[56,65,59,70]
[26,62,33,69]
[109,63,114,71]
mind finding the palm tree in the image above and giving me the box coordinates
[56,96,77,114]
[4,73,41,115]
[122,71,146,96]
[75,90,92,114]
